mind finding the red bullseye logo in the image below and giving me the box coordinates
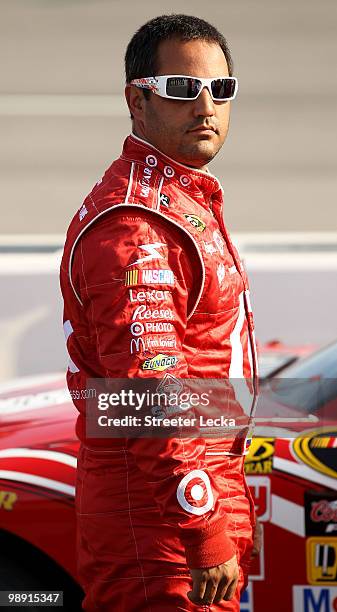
[176,470,214,515]
[164,165,175,178]
[180,175,191,187]
[145,155,158,167]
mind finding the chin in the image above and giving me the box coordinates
[187,141,218,166]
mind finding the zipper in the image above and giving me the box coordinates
[210,192,259,392]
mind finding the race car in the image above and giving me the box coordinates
[0,342,336,612]
[246,341,337,612]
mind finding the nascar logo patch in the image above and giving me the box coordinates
[125,269,174,286]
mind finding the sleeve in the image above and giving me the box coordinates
[73,208,236,569]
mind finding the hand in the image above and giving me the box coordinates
[251,519,262,558]
[188,554,239,606]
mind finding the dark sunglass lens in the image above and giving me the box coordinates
[166,77,201,98]
[211,78,236,99]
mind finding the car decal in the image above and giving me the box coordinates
[0,448,77,468]
[0,470,75,496]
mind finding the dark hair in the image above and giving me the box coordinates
[125,14,234,89]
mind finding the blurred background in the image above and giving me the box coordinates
[0,0,336,380]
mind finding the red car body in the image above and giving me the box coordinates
[0,343,336,612]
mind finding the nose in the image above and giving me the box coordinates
[192,87,216,118]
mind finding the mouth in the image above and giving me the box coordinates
[188,126,217,135]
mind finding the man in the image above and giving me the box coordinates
[60,14,259,611]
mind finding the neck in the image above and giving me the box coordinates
[131,128,209,173]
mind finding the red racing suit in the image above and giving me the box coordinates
[60,134,259,611]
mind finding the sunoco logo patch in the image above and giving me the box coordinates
[184,214,206,232]
[142,354,178,372]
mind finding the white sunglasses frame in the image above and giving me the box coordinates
[129,75,239,101]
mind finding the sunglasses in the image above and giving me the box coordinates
[130,75,238,102]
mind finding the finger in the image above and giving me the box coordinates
[213,577,229,604]
[197,576,208,601]
[223,576,239,601]
[201,579,219,606]
[187,576,207,604]
[251,534,262,558]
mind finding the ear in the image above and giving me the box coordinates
[125,85,146,120]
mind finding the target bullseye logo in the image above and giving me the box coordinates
[130,321,144,336]
[146,155,158,167]
[176,470,214,515]
[180,175,192,187]
[164,165,175,178]
[190,484,204,501]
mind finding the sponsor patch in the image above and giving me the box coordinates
[184,214,206,232]
[293,429,337,479]
[128,289,171,303]
[293,586,337,611]
[132,304,175,321]
[306,538,337,585]
[142,353,178,371]
[156,373,183,397]
[305,491,337,536]
[144,322,173,333]
[79,204,88,221]
[176,470,214,516]
[146,336,177,349]
[180,175,192,187]
[125,269,174,286]
[217,262,226,285]
[245,438,274,475]
[145,154,158,167]
[140,166,153,198]
[160,193,171,207]
[213,230,225,255]
[130,336,146,355]
[128,242,166,266]
[0,490,18,511]
[203,241,217,255]
[129,320,146,355]
[163,166,175,178]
